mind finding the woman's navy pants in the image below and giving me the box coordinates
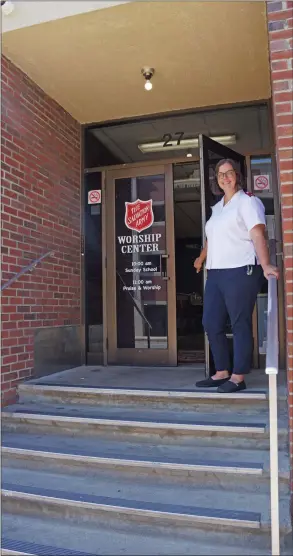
[202,265,263,375]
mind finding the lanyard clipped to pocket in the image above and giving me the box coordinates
[246,265,253,276]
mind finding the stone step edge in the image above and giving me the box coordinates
[2,489,261,531]
[1,550,33,556]
[18,383,267,401]
[2,412,266,435]
[1,446,264,477]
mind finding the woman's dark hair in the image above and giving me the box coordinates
[210,158,244,196]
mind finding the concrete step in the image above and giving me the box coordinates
[2,401,288,450]
[3,367,291,556]
[18,383,270,413]
[1,465,291,539]
[3,512,287,556]
[1,432,290,493]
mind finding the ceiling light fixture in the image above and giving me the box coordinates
[186,152,193,158]
[1,1,14,15]
[141,67,155,91]
[138,135,236,154]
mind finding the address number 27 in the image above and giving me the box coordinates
[162,132,184,147]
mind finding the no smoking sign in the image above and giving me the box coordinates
[254,174,270,192]
[88,190,101,204]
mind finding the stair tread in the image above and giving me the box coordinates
[2,536,90,556]
[25,365,287,394]
[2,401,270,427]
[3,482,261,524]
[2,513,276,555]
[3,366,291,555]
[1,431,290,476]
[2,465,291,527]
[20,382,268,398]
[0,432,265,468]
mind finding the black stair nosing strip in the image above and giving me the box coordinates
[3,409,266,429]
[20,383,267,394]
[1,443,264,470]
[2,483,261,523]
[2,538,93,556]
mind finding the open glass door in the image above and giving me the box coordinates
[199,135,246,376]
[105,164,177,366]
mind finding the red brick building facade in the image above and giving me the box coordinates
[1,56,81,405]
[1,2,293,462]
[267,0,293,480]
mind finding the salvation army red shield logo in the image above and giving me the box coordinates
[125,199,154,232]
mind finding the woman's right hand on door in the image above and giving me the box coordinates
[194,258,203,273]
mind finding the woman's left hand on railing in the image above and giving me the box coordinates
[262,264,279,280]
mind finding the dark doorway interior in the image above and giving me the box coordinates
[173,162,205,365]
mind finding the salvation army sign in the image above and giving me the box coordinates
[125,199,154,232]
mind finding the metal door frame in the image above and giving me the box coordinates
[199,134,247,377]
[103,163,177,366]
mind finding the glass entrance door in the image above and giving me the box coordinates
[105,164,177,365]
[199,135,246,375]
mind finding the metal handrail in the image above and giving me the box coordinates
[116,271,152,348]
[1,251,54,291]
[266,276,280,556]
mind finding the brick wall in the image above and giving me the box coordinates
[267,0,293,485]
[1,56,81,405]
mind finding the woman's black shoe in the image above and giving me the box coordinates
[196,377,229,388]
[217,380,247,393]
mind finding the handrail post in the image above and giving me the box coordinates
[266,277,280,556]
[268,373,280,556]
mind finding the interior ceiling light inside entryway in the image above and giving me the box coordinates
[138,135,236,153]
[141,67,155,91]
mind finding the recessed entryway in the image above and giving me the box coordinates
[84,102,284,372]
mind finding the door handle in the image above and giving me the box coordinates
[160,254,170,280]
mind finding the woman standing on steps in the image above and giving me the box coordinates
[194,159,279,394]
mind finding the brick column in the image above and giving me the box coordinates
[267,0,293,484]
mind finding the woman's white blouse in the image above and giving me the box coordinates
[205,190,266,269]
